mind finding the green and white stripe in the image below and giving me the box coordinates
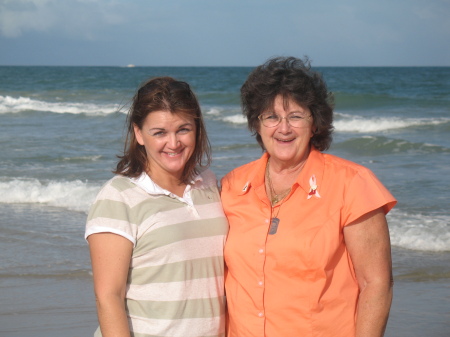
[86,169,228,337]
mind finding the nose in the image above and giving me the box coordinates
[278,116,291,131]
[168,133,180,148]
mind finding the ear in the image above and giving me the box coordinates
[310,126,317,138]
[133,124,145,146]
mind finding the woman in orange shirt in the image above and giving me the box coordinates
[221,57,396,337]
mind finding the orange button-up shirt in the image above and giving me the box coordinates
[221,148,396,337]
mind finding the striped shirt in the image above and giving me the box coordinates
[85,169,228,337]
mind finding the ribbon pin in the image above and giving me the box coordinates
[242,182,249,192]
[307,174,321,199]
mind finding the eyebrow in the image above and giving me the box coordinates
[148,122,193,131]
[264,110,306,114]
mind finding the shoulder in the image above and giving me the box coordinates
[91,175,143,206]
[109,175,137,190]
[221,158,261,191]
[197,168,218,185]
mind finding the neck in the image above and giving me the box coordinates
[147,170,187,197]
[267,147,310,175]
[268,157,307,177]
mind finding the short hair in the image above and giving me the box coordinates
[241,56,334,151]
[114,76,211,184]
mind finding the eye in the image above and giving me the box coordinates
[262,113,279,120]
[289,112,308,120]
[177,127,192,134]
[289,114,303,120]
[152,130,166,137]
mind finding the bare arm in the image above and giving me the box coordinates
[88,233,134,337]
[344,208,393,337]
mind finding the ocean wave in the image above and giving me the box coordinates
[204,107,221,115]
[0,178,100,212]
[212,109,449,130]
[0,95,119,115]
[58,155,103,162]
[388,210,450,252]
[222,114,247,124]
[333,136,450,155]
[202,105,246,124]
[334,114,449,133]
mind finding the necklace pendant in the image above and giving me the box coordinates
[269,217,280,235]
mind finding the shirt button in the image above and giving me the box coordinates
[258,312,264,317]
[258,281,263,286]
[258,249,264,254]
[265,219,269,223]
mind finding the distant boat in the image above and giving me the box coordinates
[126,64,135,68]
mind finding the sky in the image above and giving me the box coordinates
[0,0,449,67]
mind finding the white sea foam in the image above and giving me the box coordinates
[388,209,450,252]
[216,111,449,130]
[0,95,118,115]
[334,115,447,133]
[222,114,247,124]
[205,107,221,115]
[0,178,100,213]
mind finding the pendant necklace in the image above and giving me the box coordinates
[266,159,291,235]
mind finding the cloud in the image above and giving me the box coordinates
[0,0,55,37]
[0,0,125,39]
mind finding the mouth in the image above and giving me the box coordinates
[164,149,184,157]
[275,137,295,143]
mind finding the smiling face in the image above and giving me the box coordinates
[134,110,196,181]
[258,95,314,168]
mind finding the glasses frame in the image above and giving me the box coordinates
[258,112,312,128]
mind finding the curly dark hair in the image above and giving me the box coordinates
[114,76,211,184]
[241,56,334,151]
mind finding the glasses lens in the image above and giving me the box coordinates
[259,112,310,127]
[260,113,279,127]
[288,112,310,127]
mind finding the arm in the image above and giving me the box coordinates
[344,208,393,337]
[88,233,134,337]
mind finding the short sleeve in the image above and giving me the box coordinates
[85,178,137,245]
[341,167,397,227]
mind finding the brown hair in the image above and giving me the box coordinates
[114,76,211,184]
[241,56,334,151]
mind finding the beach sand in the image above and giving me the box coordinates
[1,275,449,336]
[1,204,450,336]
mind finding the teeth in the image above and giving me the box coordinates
[166,152,179,156]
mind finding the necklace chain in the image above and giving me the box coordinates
[266,158,291,207]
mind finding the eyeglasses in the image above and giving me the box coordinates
[258,111,311,128]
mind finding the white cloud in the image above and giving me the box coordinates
[0,0,56,37]
[0,0,126,38]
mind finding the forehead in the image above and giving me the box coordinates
[270,95,307,113]
[144,110,195,126]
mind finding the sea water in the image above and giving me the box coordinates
[0,66,449,336]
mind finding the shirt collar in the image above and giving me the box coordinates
[130,171,203,196]
[295,146,325,195]
[238,152,269,196]
[238,147,325,197]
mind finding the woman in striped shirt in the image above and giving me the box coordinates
[86,77,228,337]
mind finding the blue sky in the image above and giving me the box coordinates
[1,0,449,66]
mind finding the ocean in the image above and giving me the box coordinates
[0,66,449,336]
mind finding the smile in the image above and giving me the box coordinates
[275,137,294,143]
[165,150,183,157]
